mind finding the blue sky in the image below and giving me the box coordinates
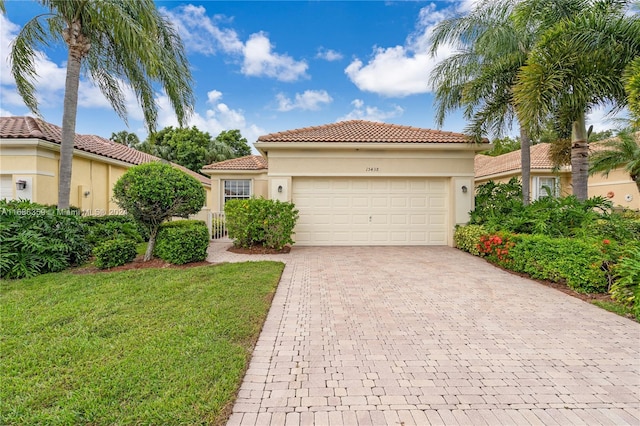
[0,0,623,150]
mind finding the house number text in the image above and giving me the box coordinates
[365,167,380,172]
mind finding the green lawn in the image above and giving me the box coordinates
[1,261,284,425]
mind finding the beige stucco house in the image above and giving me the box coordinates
[0,116,212,215]
[475,142,639,209]
[202,120,488,247]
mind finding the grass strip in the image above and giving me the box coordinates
[1,261,284,425]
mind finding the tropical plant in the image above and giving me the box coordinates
[0,200,90,278]
[139,126,234,173]
[625,57,640,127]
[481,136,521,157]
[112,162,205,261]
[589,130,640,193]
[110,131,141,149]
[215,129,252,158]
[429,0,541,204]
[5,0,194,209]
[514,0,640,201]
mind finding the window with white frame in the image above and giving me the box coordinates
[533,176,558,200]
[223,180,251,204]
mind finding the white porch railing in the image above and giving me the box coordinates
[210,211,227,240]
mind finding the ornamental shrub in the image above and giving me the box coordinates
[154,220,209,265]
[113,162,205,261]
[93,238,137,269]
[0,200,90,279]
[225,198,299,250]
[477,232,516,265]
[507,235,609,293]
[82,215,143,246]
[453,225,487,256]
[609,244,640,320]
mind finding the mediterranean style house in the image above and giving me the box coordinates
[475,142,639,209]
[0,116,212,216]
[202,120,489,247]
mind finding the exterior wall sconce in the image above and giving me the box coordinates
[461,185,468,193]
[16,180,27,191]
[83,191,91,197]
[277,185,283,193]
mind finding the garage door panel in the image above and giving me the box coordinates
[293,177,448,245]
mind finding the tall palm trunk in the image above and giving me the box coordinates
[571,111,589,201]
[520,127,531,205]
[58,21,89,210]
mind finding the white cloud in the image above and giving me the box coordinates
[0,108,15,117]
[344,3,457,97]
[337,99,404,122]
[156,90,265,149]
[316,48,343,61]
[587,104,630,132]
[0,13,67,109]
[163,6,308,82]
[242,32,308,82]
[276,90,333,112]
[207,90,223,104]
[160,5,243,55]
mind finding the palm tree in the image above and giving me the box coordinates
[514,0,640,200]
[625,57,640,128]
[110,131,141,149]
[429,0,595,205]
[5,0,194,209]
[589,131,640,193]
[429,0,538,204]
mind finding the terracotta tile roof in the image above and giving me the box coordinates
[0,116,210,186]
[475,143,559,178]
[202,155,267,171]
[257,120,483,144]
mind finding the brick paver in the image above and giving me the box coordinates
[211,242,640,425]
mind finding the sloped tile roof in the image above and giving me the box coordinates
[202,155,267,171]
[0,116,210,186]
[257,120,482,143]
[475,143,557,178]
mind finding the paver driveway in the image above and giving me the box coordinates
[209,242,640,426]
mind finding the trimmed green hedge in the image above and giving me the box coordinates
[225,198,299,250]
[154,220,209,265]
[499,234,611,294]
[82,215,144,246]
[93,238,137,269]
[453,224,486,256]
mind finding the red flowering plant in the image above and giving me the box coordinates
[477,232,516,265]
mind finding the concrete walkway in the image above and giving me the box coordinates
[209,242,640,425]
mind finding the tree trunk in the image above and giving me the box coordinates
[144,226,158,261]
[520,127,531,205]
[59,21,90,210]
[58,50,83,210]
[571,112,589,201]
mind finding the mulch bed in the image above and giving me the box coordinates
[73,256,212,274]
[227,245,291,255]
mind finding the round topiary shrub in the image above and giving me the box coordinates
[154,220,209,265]
[93,238,138,269]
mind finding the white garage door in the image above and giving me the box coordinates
[292,177,448,245]
[0,175,13,201]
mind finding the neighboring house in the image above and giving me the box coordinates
[0,116,212,216]
[202,120,488,246]
[474,142,639,209]
[475,143,572,200]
